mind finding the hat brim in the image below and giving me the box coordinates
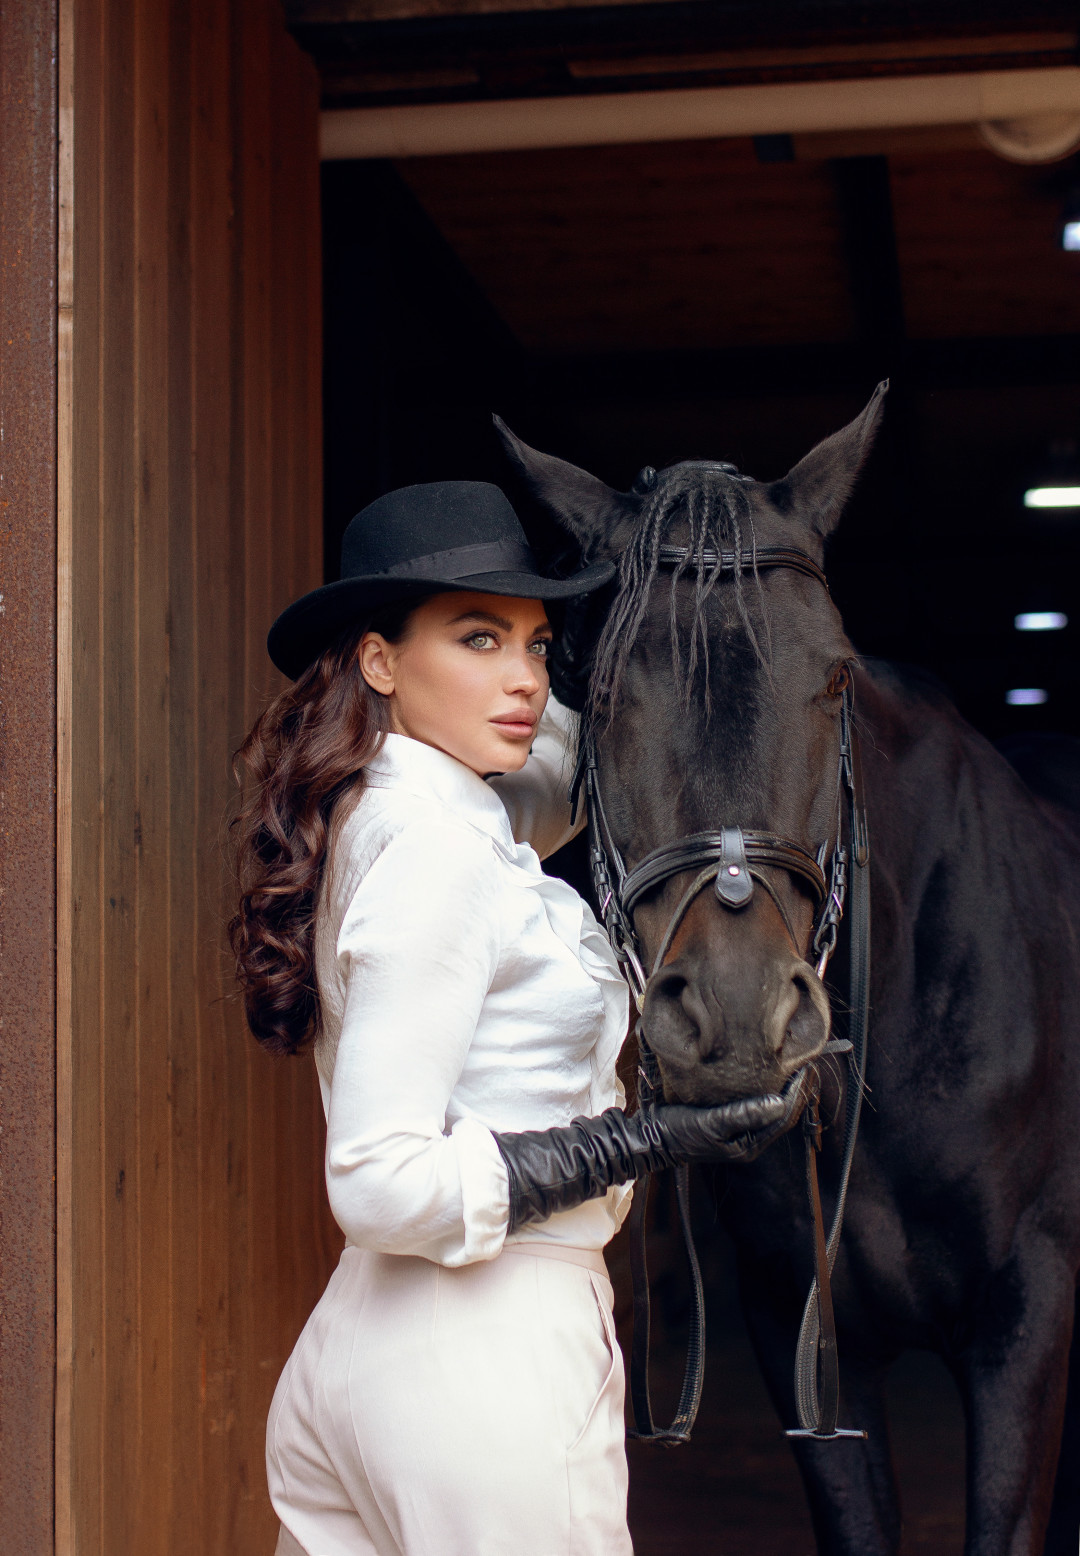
[267,558,616,681]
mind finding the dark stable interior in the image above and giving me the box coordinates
[320,133,1078,1553]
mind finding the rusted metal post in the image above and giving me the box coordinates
[0,0,60,1549]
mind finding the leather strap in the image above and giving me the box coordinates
[623,829,827,917]
[577,540,872,1447]
[716,827,754,906]
[627,1043,706,1445]
[788,709,871,1442]
[656,544,829,593]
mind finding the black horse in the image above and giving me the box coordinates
[497,393,1080,1556]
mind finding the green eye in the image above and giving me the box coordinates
[530,639,551,658]
[465,632,496,650]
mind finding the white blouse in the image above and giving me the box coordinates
[313,700,633,1268]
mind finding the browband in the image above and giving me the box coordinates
[657,545,829,591]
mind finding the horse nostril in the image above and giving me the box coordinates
[644,968,720,1065]
[782,967,830,1067]
[651,968,687,1002]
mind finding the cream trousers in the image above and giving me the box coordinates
[267,1243,633,1556]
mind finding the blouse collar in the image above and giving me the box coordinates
[365,732,517,851]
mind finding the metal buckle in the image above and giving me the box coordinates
[785,1426,868,1441]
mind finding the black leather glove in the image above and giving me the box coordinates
[495,1078,803,1233]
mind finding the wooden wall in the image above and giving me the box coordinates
[56,1,342,1551]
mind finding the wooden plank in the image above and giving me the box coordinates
[131,0,174,1548]
[190,0,237,1542]
[160,2,203,1546]
[231,7,283,1544]
[57,0,329,1549]
[96,1,140,1546]
[61,0,109,1544]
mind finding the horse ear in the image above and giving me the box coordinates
[772,381,888,537]
[493,415,639,558]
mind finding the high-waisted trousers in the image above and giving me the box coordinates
[267,1242,633,1556]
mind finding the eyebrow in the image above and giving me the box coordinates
[449,609,551,635]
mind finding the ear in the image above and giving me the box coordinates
[493,414,640,559]
[359,632,396,697]
[770,381,888,537]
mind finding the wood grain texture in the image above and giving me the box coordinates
[55,1,339,1551]
[398,138,857,352]
[399,134,1080,355]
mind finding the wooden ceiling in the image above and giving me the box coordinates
[287,1,1078,110]
[396,135,1080,355]
[296,0,1080,358]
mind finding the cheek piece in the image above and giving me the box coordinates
[494,1076,802,1233]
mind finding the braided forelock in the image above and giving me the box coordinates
[586,468,769,728]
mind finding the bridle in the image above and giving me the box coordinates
[571,542,872,1446]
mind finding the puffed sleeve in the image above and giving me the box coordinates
[324,817,510,1267]
[487,696,584,860]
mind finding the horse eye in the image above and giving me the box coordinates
[632,466,657,494]
[827,665,851,697]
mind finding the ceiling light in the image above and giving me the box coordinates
[1061,186,1080,250]
[1006,687,1048,706]
[1023,486,1080,508]
[1023,439,1080,510]
[1015,611,1068,631]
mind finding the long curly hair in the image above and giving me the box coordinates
[228,600,415,1056]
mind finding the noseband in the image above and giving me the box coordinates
[572,542,872,1447]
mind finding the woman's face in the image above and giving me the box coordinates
[359,591,552,775]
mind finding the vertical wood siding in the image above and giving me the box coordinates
[56,2,341,1550]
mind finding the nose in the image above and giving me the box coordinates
[504,644,542,696]
[642,954,831,1103]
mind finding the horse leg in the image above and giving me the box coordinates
[956,1248,1074,1556]
[1043,1283,1080,1556]
[739,1281,901,1555]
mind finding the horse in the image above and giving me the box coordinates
[496,390,1080,1556]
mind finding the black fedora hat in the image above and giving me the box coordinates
[267,480,614,680]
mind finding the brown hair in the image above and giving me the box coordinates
[228,600,416,1056]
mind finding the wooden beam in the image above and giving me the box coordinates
[321,65,1080,157]
[831,155,906,346]
[290,0,1078,111]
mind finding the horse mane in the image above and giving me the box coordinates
[588,466,769,725]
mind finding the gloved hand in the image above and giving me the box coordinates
[495,1072,806,1233]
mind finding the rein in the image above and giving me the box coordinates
[574,544,872,1445]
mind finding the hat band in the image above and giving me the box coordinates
[372,538,538,582]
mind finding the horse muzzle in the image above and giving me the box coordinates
[641,951,832,1104]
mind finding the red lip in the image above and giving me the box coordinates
[491,710,538,731]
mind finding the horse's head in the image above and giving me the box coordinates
[497,386,885,1106]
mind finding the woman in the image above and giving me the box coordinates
[231,479,784,1556]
